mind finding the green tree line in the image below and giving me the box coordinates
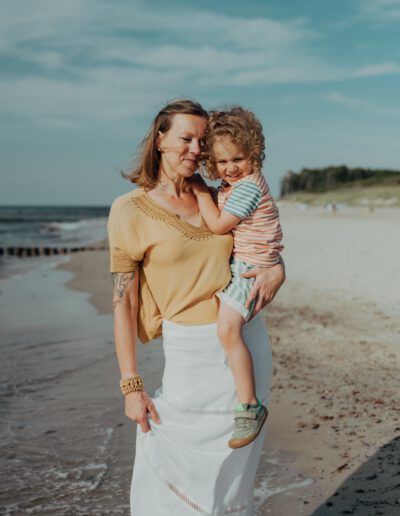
[280,166,400,196]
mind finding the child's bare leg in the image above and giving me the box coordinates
[217,303,257,405]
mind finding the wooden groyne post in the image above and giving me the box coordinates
[0,245,108,257]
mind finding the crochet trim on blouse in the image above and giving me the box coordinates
[131,191,214,241]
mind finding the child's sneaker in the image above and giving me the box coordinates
[228,402,268,449]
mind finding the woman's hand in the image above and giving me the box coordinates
[125,390,161,433]
[241,259,286,316]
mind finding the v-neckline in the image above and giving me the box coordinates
[143,190,205,230]
[130,189,214,241]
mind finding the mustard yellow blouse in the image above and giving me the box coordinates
[107,188,233,343]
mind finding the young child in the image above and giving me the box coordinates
[191,107,283,449]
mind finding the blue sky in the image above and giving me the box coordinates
[1,0,399,205]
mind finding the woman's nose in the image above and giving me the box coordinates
[189,139,201,155]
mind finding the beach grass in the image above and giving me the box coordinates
[279,184,400,207]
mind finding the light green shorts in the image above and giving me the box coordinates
[217,257,256,321]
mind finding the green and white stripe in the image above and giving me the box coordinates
[217,257,256,321]
[223,181,262,219]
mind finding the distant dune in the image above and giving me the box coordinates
[279,184,400,207]
[279,166,400,207]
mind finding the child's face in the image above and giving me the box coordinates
[213,137,252,185]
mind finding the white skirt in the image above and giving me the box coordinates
[131,314,273,515]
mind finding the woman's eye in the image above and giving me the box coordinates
[181,137,191,143]
[234,158,244,163]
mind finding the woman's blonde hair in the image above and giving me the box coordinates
[124,99,208,190]
[203,106,265,180]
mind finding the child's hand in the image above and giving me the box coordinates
[190,174,209,196]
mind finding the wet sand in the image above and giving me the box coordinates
[0,259,165,515]
[1,205,399,515]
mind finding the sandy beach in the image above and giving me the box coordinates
[1,204,399,515]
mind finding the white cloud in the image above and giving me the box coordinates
[1,0,400,128]
[0,1,316,74]
[0,65,190,130]
[352,62,400,77]
[358,0,400,19]
[327,91,400,116]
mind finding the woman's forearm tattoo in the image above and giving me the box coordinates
[112,272,135,307]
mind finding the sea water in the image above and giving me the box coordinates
[0,205,109,279]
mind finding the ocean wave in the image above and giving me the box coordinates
[43,218,107,233]
[0,206,109,224]
[0,217,107,250]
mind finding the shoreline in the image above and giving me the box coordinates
[1,204,399,514]
[59,204,400,514]
[58,249,111,315]
[0,259,163,515]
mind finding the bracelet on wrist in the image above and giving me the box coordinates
[120,374,144,395]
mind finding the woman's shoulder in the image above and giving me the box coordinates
[109,188,145,221]
[111,188,144,211]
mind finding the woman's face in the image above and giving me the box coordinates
[157,114,207,179]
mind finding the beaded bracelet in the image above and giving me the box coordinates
[120,375,144,395]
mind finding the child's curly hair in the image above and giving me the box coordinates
[202,106,266,180]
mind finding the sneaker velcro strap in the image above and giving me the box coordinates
[234,411,257,420]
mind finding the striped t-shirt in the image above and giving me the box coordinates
[218,172,283,267]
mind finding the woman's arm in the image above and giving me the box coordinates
[241,257,286,316]
[112,271,160,431]
[190,175,240,234]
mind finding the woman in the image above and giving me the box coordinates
[107,99,285,515]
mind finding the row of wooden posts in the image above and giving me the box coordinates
[0,245,107,257]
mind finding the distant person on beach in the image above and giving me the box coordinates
[190,107,283,449]
[107,99,285,515]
